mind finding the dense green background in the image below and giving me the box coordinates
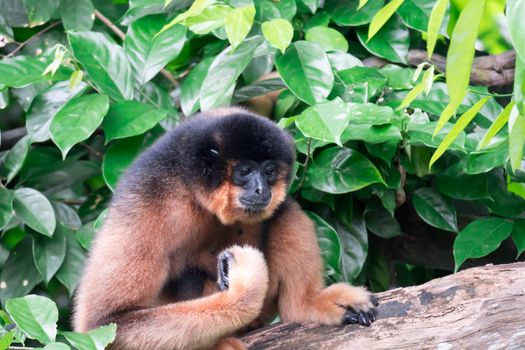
[0,0,524,348]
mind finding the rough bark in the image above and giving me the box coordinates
[243,262,525,349]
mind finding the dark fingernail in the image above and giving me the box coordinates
[371,295,379,306]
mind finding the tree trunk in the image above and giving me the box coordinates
[243,262,525,349]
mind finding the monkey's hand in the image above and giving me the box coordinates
[217,246,269,316]
[322,283,378,327]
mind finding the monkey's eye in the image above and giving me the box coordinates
[209,149,219,156]
[239,166,252,177]
[264,166,277,180]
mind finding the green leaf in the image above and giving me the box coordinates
[0,56,49,88]
[13,188,55,237]
[347,103,396,125]
[22,0,60,27]
[306,212,341,277]
[59,0,94,31]
[508,105,525,171]
[56,231,86,296]
[434,0,486,135]
[200,36,264,110]
[125,15,187,86]
[160,0,214,33]
[397,0,448,33]
[69,31,134,102]
[325,0,384,26]
[365,207,401,238]
[436,164,491,200]
[32,227,66,284]
[103,101,167,143]
[0,188,14,231]
[305,26,348,52]
[397,83,425,110]
[429,96,490,168]
[225,5,255,50]
[407,121,465,151]
[262,19,294,54]
[183,5,232,34]
[467,143,508,174]
[512,218,525,258]
[426,0,448,57]
[506,0,525,64]
[1,136,30,184]
[180,57,213,116]
[276,41,334,105]
[357,14,409,64]
[5,295,58,343]
[295,98,350,145]
[453,218,513,271]
[0,238,43,303]
[342,124,402,144]
[367,0,404,40]
[413,187,457,232]
[50,94,109,159]
[43,343,71,350]
[62,324,117,350]
[335,208,368,282]
[0,331,14,350]
[477,101,514,150]
[103,136,144,191]
[307,147,385,194]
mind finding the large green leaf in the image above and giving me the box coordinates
[102,136,144,191]
[508,104,525,171]
[59,0,94,31]
[124,15,186,86]
[262,18,294,54]
[325,0,384,26]
[5,295,58,343]
[341,124,402,144]
[13,188,56,237]
[453,218,513,271]
[467,143,508,174]
[347,103,396,125]
[307,147,385,194]
[426,0,449,57]
[357,14,409,64]
[22,0,60,26]
[180,57,213,116]
[225,5,255,50]
[0,238,43,303]
[103,101,167,143]
[1,135,30,184]
[367,0,404,40]
[397,0,449,34]
[436,164,491,200]
[32,227,66,284]
[512,218,525,258]
[413,187,457,232]
[0,56,49,88]
[295,98,350,145]
[26,81,87,143]
[407,121,466,151]
[507,0,525,64]
[200,36,264,110]
[69,31,134,101]
[477,101,514,150]
[56,231,86,296]
[50,94,109,159]
[276,41,334,105]
[0,188,14,231]
[305,26,348,52]
[61,324,117,350]
[42,343,71,350]
[365,207,401,238]
[434,0,486,135]
[306,212,341,278]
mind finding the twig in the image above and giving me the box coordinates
[6,21,61,58]
[94,10,179,88]
[294,138,312,197]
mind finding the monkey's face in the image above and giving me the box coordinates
[232,160,277,214]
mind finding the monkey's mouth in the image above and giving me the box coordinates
[239,198,270,214]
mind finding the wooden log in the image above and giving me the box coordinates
[243,262,525,349]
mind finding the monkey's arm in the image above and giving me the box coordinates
[267,199,377,326]
[74,207,268,350]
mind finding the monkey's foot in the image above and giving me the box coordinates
[341,293,379,327]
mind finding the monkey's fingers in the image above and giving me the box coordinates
[217,250,233,290]
[342,308,377,327]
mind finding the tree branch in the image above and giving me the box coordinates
[364,49,515,87]
[93,10,179,88]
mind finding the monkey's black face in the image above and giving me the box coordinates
[232,160,277,214]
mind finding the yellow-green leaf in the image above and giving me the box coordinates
[396,83,424,110]
[159,0,214,34]
[262,19,294,54]
[69,70,83,90]
[225,5,255,50]
[429,96,490,169]
[358,0,369,10]
[509,104,525,171]
[367,0,405,41]
[426,0,448,58]
[477,101,514,150]
[433,0,486,136]
[422,66,435,95]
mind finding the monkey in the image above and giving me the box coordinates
[73,107,378,350]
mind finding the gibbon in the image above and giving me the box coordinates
[73,107,378,350]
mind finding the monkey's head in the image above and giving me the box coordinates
[178,108,295,224]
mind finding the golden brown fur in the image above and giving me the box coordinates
[73,109,376,350]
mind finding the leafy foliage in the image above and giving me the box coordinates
[0,0,523,348]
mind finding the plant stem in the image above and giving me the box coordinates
[6,22,61,58]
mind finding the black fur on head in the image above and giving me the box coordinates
[121,108,295,197]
